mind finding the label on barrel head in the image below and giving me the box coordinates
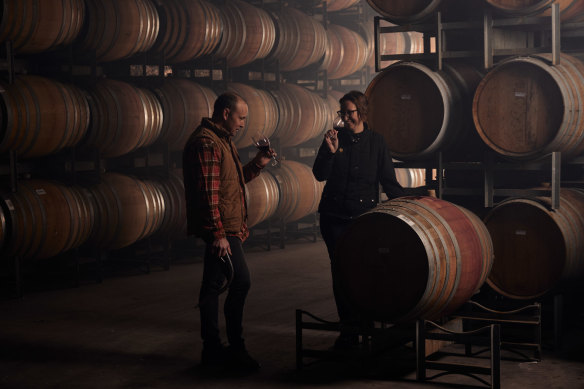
[515,230,527,236]
[400,94,412,100]
[514,91,526,98]
[35,189,46,195]
[397,214,415,227]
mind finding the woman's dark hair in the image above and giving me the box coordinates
[212,92,243,120]
[340,90,368,123]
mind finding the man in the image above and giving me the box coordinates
[183,92,274,371]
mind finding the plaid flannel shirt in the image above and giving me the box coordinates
[193,136,261,242]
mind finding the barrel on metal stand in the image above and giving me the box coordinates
[0,75,90,159]
[84,79,163,157]
[365,60,484,160]
[154,79,217,151]
[366,0,481,24]
[214,0,275,67]
[336,196,494,323]
[151,0,222,63]
[0,0,85,53]
[473,53,584,161]
[321,24,369,80]
[226,83,278,149]
[267,7,327,71]
[395,168,426,188]
[245,171,280,228]
[484,189,584,299]
[151,170,187,238]
[270,83,329,147]
[84,173,166,250]
[80,0,159,62]
[2,180,94,261]
[269,160,324,223]
[485,0,584,21]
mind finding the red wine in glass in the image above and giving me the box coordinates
[333,117,345,131]
[252,135,278,166]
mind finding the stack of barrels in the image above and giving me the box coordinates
[0,0,378,263]
[350,0,584,323]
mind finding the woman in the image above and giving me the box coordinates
[312,90,405,349]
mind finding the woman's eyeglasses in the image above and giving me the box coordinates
[337,110,358,117]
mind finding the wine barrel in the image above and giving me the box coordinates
[245,171,280,228]
[84,79,163,157]
[268,7,327,71]
[269,160,324,223]
[226,83,278,149]
[0,0,85,53]
[321,0,361,12]
[484,189,584,299]
[395,168,426,188]
[214,0,275,67]
[151,170,187,238]
[485,0,584,21]
[151,0,222,63]
[366,60,484,160]
[154,79,216,151]
[2,180,94,260]
[84,173,165,250]
[336,196,493,323]
[270,83,329,147]
[0,75,90,159]
[366,0,479,24]
[81,0,159,62]
[0,196,9,255]
[322,24,369,80]
[473,53,584,161]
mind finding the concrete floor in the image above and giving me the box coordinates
[2,238,584,388]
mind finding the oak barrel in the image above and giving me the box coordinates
[0,75,90,159]
[151,0,222,63]
[84,79,163,157]
[268,7,327,71]
[473,53,584,160]
[395,168,426,188]
[336,196,493,323]
[245,171,280,228]
[2,180,94,260]
[269,83,329,147]
[269,160,324,223]
[214,0,275,67]
[227,83,278,149]
[151,170,187,238]
[154,79,216,151]
[81,0,159,62]
[366,60,483,160]
[322,0,361,12]
[484,189,584,299]
[322,24,369,80]
[84,173,165,250]
[485,0,584,21]
[0,0,85,53]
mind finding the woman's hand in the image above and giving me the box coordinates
[324,129,339,153]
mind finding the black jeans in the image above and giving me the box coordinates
[199,236,250,350]
[319,213,359,324]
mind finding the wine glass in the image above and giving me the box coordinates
[333,116,345,131]
[251,134,278,167]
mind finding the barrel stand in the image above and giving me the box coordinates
[453,300,542,361]
[416,319,501,389]
[295,309,413,369]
